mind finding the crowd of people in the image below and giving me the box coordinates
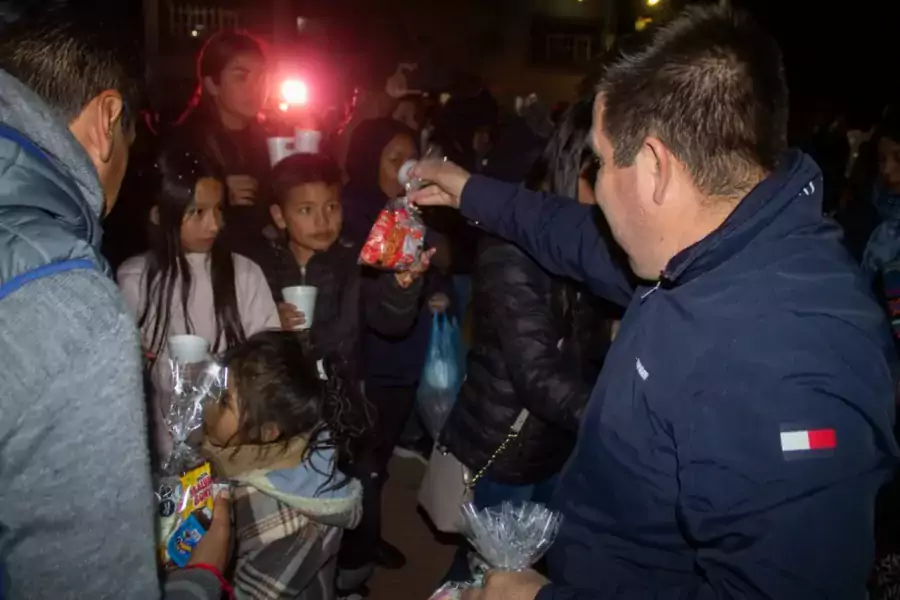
[1,1,900,599]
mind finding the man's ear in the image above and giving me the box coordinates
[643,137,672,208]
[270,204,287,230]
[70,90,123,168]
[260,422,281,444]
[149,205,160,225]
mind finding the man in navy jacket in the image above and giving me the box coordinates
[411,6,899,600]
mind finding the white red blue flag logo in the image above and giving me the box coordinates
[780,428,836,459]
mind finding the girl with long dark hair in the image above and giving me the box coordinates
[169,30,273,260]
[118,148,280,460]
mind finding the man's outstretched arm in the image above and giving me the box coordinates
[410,161,633,306]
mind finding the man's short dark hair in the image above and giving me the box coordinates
[599,6,788,197]
[0,1,144,129]
[270,154,343,207]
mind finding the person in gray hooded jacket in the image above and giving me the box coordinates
[0,3,229,599]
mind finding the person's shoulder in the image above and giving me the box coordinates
[232,253,271,286]
[329,239,360,263]
[117,253,150,280]
[478,236,539,272]
[0,268,139,372]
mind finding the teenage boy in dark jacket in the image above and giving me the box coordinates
[249,152,430,378]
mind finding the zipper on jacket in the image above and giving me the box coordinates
[640,281,661,301]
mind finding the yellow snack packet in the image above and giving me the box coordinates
[177,462,214,520]
[155,461,215,568]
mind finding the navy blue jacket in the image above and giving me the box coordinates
[459,150,899,599]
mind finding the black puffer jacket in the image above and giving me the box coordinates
[440,234,616,485]
[246,236,424,381]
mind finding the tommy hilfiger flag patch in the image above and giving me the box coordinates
[780,428,837,458]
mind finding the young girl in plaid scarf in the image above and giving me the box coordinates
[202,331,366,599]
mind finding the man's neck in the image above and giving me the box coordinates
[289,240,316,267]
[662,193,742,275]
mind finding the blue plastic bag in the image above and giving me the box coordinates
[418,313,464,438]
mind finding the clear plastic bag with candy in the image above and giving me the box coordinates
[358,195,427,271]
[428,501,564,599]
[155,359,228,568]
[162,359,227,474]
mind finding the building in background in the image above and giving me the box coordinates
[142,0,719,114]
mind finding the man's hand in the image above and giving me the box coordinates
[188,489,231,572]
[395,248,436,289]
[408,160,472,209]
[226,175,258,206]
[462,570,549,600]
[278,303,307,330]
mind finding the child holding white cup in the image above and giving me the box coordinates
[245,153,433,381]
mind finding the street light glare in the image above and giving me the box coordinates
[281,79,309,106]
[647,0,661,5]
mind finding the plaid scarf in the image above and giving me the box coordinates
[203,439,362,599]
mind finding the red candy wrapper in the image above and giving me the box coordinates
[359,197,426,271]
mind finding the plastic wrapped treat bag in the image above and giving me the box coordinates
[429,501,563,599]
[155,358,228,568]
[358,196,426,271]
[359,145,446,272]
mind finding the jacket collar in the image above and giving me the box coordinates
[661,150,823,286]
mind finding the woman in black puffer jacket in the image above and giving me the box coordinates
[441,98,624,581]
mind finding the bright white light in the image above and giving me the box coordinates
[279,102,289,112]
[647,0,661,5]
[190,29,199,37]
[281,79,308,105]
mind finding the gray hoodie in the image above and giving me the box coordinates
[0,70,220,598]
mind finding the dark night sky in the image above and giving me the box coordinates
[734,0,898,125]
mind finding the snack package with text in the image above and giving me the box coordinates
[156,462,219,567]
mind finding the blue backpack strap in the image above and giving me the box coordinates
[0,259,97,302]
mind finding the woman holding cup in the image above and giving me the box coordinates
[118,149,280,463]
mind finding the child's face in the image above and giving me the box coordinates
[379,133,417,199]
[181,177,224,253]
[270,183,343,253]
[204,379,240,447]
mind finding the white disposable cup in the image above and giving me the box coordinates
[295,129,322,154]
[167,334,210,364]
[267,136,296,167]
[282,286,318,330]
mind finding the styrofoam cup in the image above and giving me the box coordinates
[282,286,318,330]
[295,129,322,154]
[167,334,209,364]
[267,136,296,167]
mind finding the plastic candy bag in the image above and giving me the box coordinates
[155,358,228,568]
[417,313,464,438]
[358,196,426,271]
[163,359,227,474]
[428,501,563,599]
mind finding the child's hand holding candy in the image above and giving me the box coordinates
[187,490,232,572]
[395,247,436,289]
